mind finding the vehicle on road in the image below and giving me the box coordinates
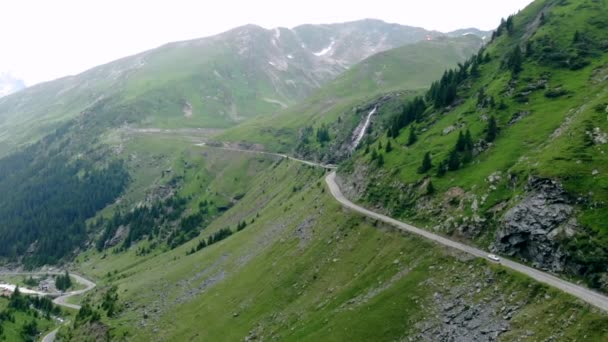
[488,254,500,262]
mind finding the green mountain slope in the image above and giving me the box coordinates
[0,20,449,157]
[338,0,608,292]
[58,149,608,341]
[4,5,608,341]
[219,35,483,156]
[0,22,482,267]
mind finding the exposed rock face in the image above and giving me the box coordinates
[495,177,577,271]
[412,269,514,342]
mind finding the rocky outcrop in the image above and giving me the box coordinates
[494,177,577,271]
[412,268,515,342]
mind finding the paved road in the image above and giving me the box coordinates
[0,271,95,341]
[0,271,95,310]
[196,143,336,169]
[199,144,608,311]
[41,328,58,342]
[51,273,96,310]
[325,171,608,312]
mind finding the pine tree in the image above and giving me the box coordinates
[477,89,486,107]
[540,12,546,25]
[377,154,385,167]
[370,149,378,161]
[385,140,393,153]
[464,129,474,152]
[484,53,491,63]
[418,152,433,174]
[447,149,460,171]
[525,40,534,57]
[436,160,448,177]
[470,60,479,77]
[486,116,499,142]
[364,143,370,155]
[455,131,466,152]
[506,15,515,35]
[508,46,523,75]
[316,124,330,143]
[426,180,435,195]
[407,125,417,146]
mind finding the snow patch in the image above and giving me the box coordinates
[287,54,294,59]
[274,28,281,39]
[313,40,335,57]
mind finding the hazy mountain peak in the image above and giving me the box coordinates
[0,73,26,98]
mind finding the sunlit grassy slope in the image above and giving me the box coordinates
[65,153,608,341]
[341,0,608,289]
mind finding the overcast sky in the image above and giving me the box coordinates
[1,0,534,86]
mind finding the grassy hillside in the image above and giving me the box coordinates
[339,0,608,291]
[219,35,483,155]
[0,293,70,341]
[0,20,450,157]
[60,155,608,341]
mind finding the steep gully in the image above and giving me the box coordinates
[200,144,608,312]
[350,106,377,151]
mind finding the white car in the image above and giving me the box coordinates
[487,254,500,262]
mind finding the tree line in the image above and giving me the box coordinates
[0,139,129,266]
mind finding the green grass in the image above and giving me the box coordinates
[340,0,608,290]
[67,157,608,341]
[0,296,63,342]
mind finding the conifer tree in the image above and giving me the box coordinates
[506,15,515,34]
[385,140,393,153]
[407,125,417,146]
[447,149,460,171]
[418,152,433,174]
[377,153,385,167]
[371,149,378,161]
[426,180,435,195]
[508,46,523,75]
[455,131,466,152]
[486,116,499,142]
[464,129,474,151]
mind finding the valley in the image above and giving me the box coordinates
[1,0,608,340]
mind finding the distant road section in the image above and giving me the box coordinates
[0,271,96,342]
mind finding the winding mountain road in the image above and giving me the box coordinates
[199,144,608,312]
[325,171,608,312]
[0,271,95,342]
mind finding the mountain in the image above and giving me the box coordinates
[0,19,446,157]
[220,35,484,155]
[338,0,608,292]
[0,73,25,98]
[3,7,608,341]
[0,20,477,267]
